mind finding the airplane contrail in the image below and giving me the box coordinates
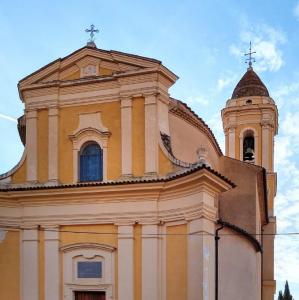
[0,113,17,123]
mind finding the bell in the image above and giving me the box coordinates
[244,147,254,161]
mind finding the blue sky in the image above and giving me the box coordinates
[1,0,299,297]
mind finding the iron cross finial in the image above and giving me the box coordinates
[245,41,256,70]
[85,24,99,43]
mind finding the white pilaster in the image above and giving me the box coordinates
[22,228,39,300]
[228,126,236,158]
[142,224,159,300]
[118,224,134,300]
[187,218,215,300]
[48,107,59,182]
[26,110,38,182]
[121,97,133,176]
[44,226,60,300]
[262,123,270,171]
[160,224,167,300]
[144,94,158,175]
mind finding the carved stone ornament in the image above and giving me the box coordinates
[82,64,97,77]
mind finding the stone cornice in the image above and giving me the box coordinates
[0,168,232,227]
[18,46,178,102]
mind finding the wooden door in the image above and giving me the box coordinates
[75,291,105,300]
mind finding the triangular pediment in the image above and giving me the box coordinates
[19,46,176,88]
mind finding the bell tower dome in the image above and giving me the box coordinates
[222,67,278,170]
[222,64,278,299]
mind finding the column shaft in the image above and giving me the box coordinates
[187,219,215,300]
[26,110,38,182]
[48,108,59,182]
[142,224,159,300]
[118,225,134,300]
[228,127,236,158]
[121,98,132,176]
[22,228,39,300]
[144,95,158,174]
[262,125,270,170]
[44,227,60,300]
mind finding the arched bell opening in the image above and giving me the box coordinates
[243,130,255,162]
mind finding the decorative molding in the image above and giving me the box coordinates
[62,241,115,300]
[60,243,116,253]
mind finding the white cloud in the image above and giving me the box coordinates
[274,110,299,284]
[217,75,237,92]
[294,2,299,21]
[0,113,17,123]
[281,112,299,136]
[230,24,286,72]
[272,82,299,109]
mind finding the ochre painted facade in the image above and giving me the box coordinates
[0,44,277,300]
[0,231,20,300]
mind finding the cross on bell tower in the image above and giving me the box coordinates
[245,41,256,70]
[85,24,99,48]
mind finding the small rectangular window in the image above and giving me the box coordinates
[77,261,102,278]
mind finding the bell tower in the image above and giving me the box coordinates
[222,60,278,299]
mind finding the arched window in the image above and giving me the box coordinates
[79,143,103,182]
[243,130,255,161]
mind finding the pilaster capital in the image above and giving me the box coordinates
[25,109,38,119]
[227,124,237,131]
[138,219,160,226]
[117,223,134,239]
[157,93,170,105]
[115,220,135,226]
[42,225,60,240]
[144,93,158,105]
[120,96,132,108]
[261,120,273,129]
[48,107,59,116]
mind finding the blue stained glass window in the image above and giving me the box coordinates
[77,261,102,278]
[79,143,103,182]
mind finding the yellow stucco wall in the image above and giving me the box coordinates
[166,224,187,300]
[132,97,145,176]
[11,157,26,183]
[99,67,113,76]
[134,224,142,300]
[59,102,121,183]
[0,231,20,300]
[60,224,117,247]
[159,147,173,175]
[64,70,80,81]
[38,109,49,183]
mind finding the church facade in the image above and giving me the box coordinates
[0,42,277,300]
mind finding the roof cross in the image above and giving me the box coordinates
[245,41,256,70]
[85,24,99,45]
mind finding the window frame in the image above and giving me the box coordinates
[79,142,103,182]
